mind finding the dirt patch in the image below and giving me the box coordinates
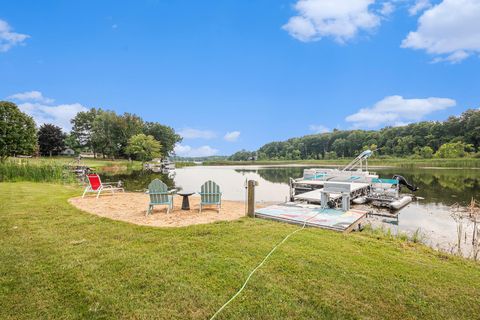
[68,192,261,227]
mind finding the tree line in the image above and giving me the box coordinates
[230,109,480,161]
[0,101,182,162]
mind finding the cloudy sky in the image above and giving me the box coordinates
[1,0,479,156]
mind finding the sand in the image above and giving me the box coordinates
[68,192,256,227]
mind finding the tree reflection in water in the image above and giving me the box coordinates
[237,167,479,206]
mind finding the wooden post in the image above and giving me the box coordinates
[247,180,256,217]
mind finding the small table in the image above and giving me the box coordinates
[177,191,195,210]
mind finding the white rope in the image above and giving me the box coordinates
[209,213,320,320]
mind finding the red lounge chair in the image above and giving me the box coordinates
[82,174,124,199]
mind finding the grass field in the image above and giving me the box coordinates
[1,182,479,319]
[204,157,480,168]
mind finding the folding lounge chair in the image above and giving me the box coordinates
[82,174,124,199]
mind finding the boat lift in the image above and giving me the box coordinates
[342,149,373,172]
[289,149,418,212]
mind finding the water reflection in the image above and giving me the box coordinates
[103,170,175,192]
[174,166,290,202]
[375,168,480,206]
[241,167,304,184]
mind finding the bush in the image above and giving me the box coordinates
[435,142,471,158]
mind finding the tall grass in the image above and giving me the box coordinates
[0,159,75,183]
[396,158,480,168]
[175,161,197,168]
[363,224,425,245]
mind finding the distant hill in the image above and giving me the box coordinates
[230,109,480,160]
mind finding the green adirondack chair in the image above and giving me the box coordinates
[146,179,174,215]
[199,180,222,213]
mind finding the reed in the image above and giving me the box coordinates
[363,224,425,245]
[0,159,75,183]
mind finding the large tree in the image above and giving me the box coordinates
[38,124,66,156]
[70,108,100,155]
[125,134,161,162]
[71,108,182,159]
[0,101,37,161]
[91,111,123,159]
[143,122,182,157]
[118,113,144,157]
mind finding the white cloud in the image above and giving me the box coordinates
[283,0,382,43]
[18,102,87,131]
[345,95,456,128]
[7,91,87,130]
[224,131,240,142]
[178,128,216,139]
[402,0,480,63]
[309,124,330,134]
[7,91,54,104]
[0,19,29,52]
[174,144,219,157]
[408,0,431,16]
[380,2,395,16]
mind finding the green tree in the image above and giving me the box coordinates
[461,109,480,149]
[118,113,144,156]
[38,124,66,156]
[418,146,434,158]
[332,138,348,157]
[64,133,81,154]
[91,111,124,159]
[324,151,337,160]
[70,108,99,155]
[229,149,255,161]
[0,101,37,161]
[125,134,162,162]
[435,142,468,158]
[143,122,182,157]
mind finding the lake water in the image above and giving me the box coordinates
[105,165,479,257]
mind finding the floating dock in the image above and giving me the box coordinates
[255,202,367,232]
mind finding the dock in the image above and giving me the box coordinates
[255,202,367,233]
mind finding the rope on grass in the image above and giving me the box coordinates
[209,213,320,320]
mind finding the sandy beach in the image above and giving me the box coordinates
[69,192,259,227]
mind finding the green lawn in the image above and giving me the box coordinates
[1,183,479,319]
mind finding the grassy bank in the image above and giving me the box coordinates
[0,159,75,183]
[39,157,143,171]
[204,157,480,168]
[1,182,479,319]
[8,157,195,170]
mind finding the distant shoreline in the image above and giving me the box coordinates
[199,158,480,169]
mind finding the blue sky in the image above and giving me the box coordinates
[1,0,479,156]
